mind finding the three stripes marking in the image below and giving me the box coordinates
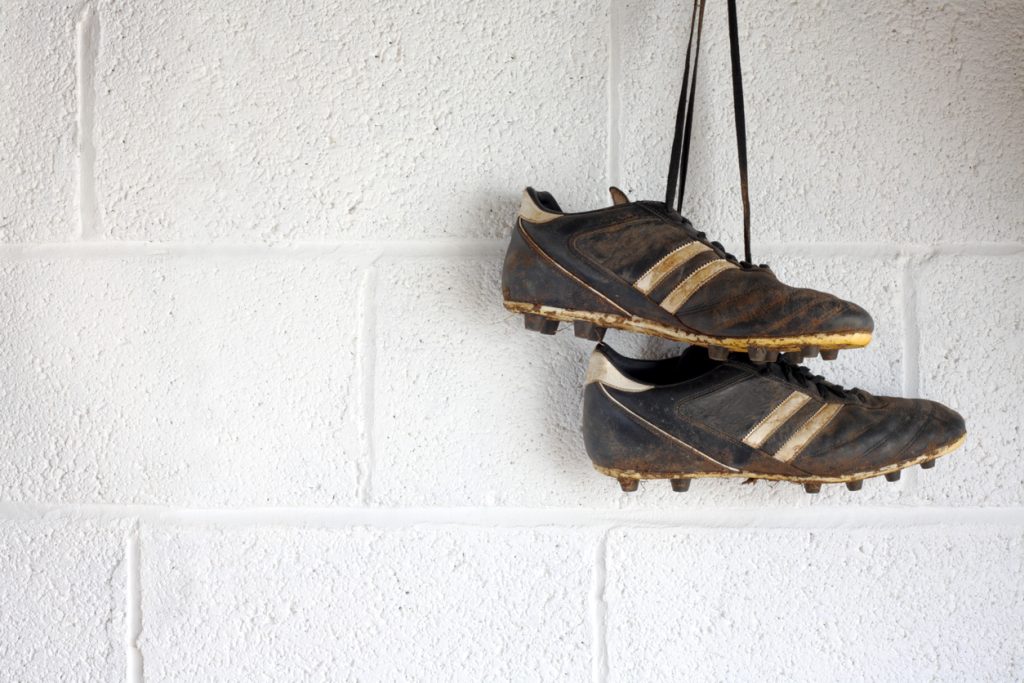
[742,392,810,449]
[633,240,736,312]
[634,242,710,293]
[634,241,841,465]
[743,391,843,463]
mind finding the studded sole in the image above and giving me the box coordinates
[506,301,871,359]
[598,433,966,493]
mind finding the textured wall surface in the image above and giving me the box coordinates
[0,0,1022,681]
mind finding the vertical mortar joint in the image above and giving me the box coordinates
[590,529,610,683]
[125,521,144,683]
[900,255,920,399]
[356,262,380,505]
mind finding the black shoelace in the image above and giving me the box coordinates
[757,359,866,402]
[665,0,753,265]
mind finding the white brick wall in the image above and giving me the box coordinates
[0,1,79,242]
[138,526,594,680]
[1,1,1021,680]
[605,527,1024,681]
[0,517,128,680]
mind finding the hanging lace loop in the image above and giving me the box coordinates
[726,0,752,264]
[664,0,754,264]
[664,0,704,213]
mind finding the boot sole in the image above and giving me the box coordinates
[505,301,871,361]
[595,433,966,494]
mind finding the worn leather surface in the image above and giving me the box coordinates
[675,267,872,336]
[502,196,873,339]
[583,382,734,475]
[789,397,964,477]
[582,344,965,479]
[504,205,685,328]
[501,226,622,316]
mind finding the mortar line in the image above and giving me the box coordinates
[899,256,921,493]
[0,240,1021,260]
[356,264,379,505]
[75,1,100,240]
[3,503,1023,529]
[902,257,921,399]
[606,0,622,189]
[125,522,143,683]
[590,528,610,683]
[0,240,501,259]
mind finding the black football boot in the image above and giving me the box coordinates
[582,344,966,493]
[501,0,872,362]
[501,188,873,361]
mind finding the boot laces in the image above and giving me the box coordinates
[665,0,755,266]
[664,206,767,270]
[758,359,865,402]
[692,228,765,270]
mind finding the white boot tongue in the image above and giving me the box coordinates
[609,186,630,206]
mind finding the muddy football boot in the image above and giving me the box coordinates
[582,344,966,493]
[501,187,873,361]
[502,0,873,361]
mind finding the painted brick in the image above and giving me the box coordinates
[374,253,911,507]
[0,0,1020,677]
[606,526,1024,682]
[0,518,126,681]
[916,255,1024,505]
[0,255,364,506]
[0,1,78,242]
[93,0,607,242]
[617,0,1024,243]
[139,525,593,680]
[371,253,602,507]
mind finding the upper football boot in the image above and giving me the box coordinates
[502,0,873,362]
[501,187,873,361]
[582,344,966,493]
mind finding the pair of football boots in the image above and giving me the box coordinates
[499,0,964,493]
[500,186,966,493]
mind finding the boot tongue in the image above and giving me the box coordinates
[654,344,720,384]
[609,186,630,205]
[674,344,719,376]
[680,344,710,364]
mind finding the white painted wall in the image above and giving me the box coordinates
[1,1,1022,680]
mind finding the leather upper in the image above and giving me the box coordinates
[504,194,873,340]
[582,344,965,479]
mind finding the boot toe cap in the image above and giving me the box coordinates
[829,299,874,335]
[922,400,967,450]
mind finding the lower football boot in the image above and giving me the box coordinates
[582,343,966,493]
[501,187,873,361]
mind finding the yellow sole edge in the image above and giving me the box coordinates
[504,301,872,352]
[594,433,967,484]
